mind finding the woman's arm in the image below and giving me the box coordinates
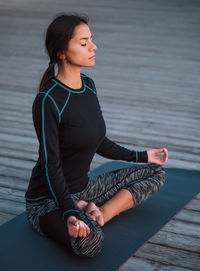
[96,136,148,163]
[33,93,81,221]
[96,137,168,165]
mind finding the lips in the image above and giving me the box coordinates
[89,55,95,59]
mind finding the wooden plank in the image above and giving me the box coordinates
[195,193,200,200]
[0,119,34,130]
[0,176,28,191]
[0,126,35,138]
[0,132,37,145]
[0,139,38,153]
[0,157,34,170]
[175,209,200,225]
[134,243,200,270]
[110,133,200,156]
[0,199,25,215]
[0,165,31,180]
[149,230,200,253]
[0,147,37,162]
[162,219,200,238]
[184,199,200,212]
[0,187,25,203]
[0,0,200,270]
[118,255,193,271]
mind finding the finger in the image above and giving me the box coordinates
[152,158,163,165]
[164,149,169,160]
[68,222,79,238]
[77,221,84,237]
[160,149,168,164]
[96,215,104,227]
[73,224,79,238]
[76,200,88,210]
[79,221,87,238]
[89,210,104,227]
[68,216,78,226]
[156,149,168,163]
[81,221,90,236]
[89,210,98,217]
[85,202,95,214]
[154,148,164,154]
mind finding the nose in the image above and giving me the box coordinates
[89,41,97,51]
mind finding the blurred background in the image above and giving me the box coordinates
[0,1,200,268]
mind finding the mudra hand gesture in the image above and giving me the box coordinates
[147,148,168,165]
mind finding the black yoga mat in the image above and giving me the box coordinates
[1,161,200,271]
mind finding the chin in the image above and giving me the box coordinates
[85,62,96,68]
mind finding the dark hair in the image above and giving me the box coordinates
[39,13,89,91]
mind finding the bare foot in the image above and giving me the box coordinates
[85,202,104,227]
[76,200,88,210]
[76,200,104,227]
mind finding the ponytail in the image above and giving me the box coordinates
[38,13,89,91]
[38,62,55,91]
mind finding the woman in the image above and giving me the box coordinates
[25,13,168,258]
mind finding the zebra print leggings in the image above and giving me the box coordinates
[26,163,165,257]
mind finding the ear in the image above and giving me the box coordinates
[57,50,66,60]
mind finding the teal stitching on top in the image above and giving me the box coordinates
[90,78,96,92]
[62,209,80,220]
[80,73,92,80]
[135,151,138,163]
[26,195,48,201]
[80,73,96,94]
[42,83,59,205]
[85,84,96,95]
[51,78,86,94]
[70,192,80,196]
[60,92,71,117]
[39,92,61,122]
[80,73,88,77]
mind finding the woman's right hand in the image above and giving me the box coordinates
[67,216,90,238]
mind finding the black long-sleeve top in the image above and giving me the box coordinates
[25,74,148,221]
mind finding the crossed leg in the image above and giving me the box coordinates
[75,163,165,226]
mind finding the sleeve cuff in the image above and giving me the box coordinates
[138,151,148,163]
[62,209,81,221]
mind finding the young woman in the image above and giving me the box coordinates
[25,13,168,258]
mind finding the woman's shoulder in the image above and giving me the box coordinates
[81,73,97,93]
[33,79,59,108]
[38,78,56,94]
[81,73,93,81]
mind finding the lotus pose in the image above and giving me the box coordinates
[25,13,168,257]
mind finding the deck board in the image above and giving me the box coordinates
[0,0,200,270]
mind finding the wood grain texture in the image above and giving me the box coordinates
[0,0,200,270]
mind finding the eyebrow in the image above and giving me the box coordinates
[79,34,93,40]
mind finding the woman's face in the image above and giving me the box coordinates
[62,23,97,68]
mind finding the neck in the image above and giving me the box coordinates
[56,62,82,89]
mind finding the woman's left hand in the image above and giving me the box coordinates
[147,148,168,165]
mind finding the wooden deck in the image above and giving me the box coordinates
[0,0,200,270]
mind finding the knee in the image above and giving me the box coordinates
[154,165,165,189]
[71,227,104,257]
[151,164,164,173]
[145,164,166,191]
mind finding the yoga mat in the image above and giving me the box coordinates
[1,161,200,271]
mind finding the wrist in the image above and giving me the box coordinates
[63,209,81,222]
[138,151,148,163]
